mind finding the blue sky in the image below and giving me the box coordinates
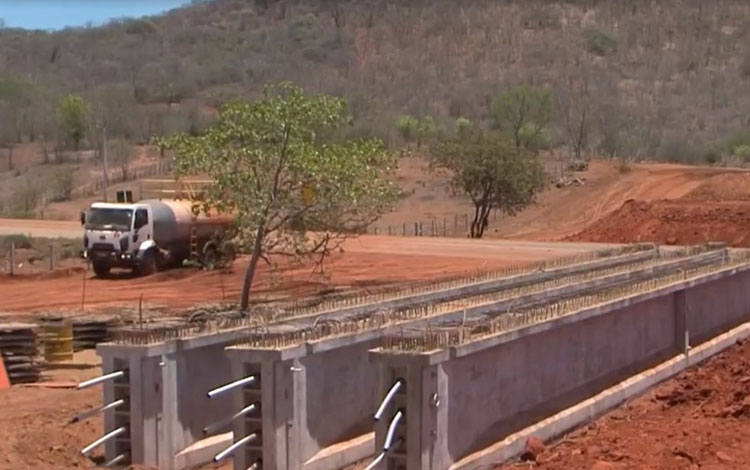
[0,0,192,31]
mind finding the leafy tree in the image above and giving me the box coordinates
[491,85,553,152]
[57,94,89,149]
[162,82,398,312]
[455,117,473,140]
[432,130,547,238]
[416,115,439,147]
[395,115,419,143]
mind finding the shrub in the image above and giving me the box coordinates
[704,145,721,165]
[583,27,617,56]
[50,168,75,202]
[455,117,473,139]
[733,144,750,162]
[395,115,419,143]
[0,234,33,249]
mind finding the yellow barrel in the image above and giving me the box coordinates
[42,322,74,362]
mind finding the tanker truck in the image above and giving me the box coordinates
[79,194,235,278]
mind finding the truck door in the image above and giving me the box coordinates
[133,208,153,248]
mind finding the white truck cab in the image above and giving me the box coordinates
[81,202,158,277]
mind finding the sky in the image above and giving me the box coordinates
[0,0,192,31]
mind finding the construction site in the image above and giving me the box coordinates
[4,157,750,470]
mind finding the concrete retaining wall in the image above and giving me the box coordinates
[370,263,750,470]
[444,292,675,460]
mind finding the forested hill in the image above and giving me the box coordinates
[1,0,749,160]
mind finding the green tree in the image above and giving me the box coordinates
[162,83,398,312]
[57,94,89,149]
[432,131,547,238]
[491,85,553,152]
[455,117,473,140]
[416,116,439,147]
[395,115,419,143]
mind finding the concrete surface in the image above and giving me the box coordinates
[370,260,750,469]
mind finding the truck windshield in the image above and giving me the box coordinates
[85,208,133,231]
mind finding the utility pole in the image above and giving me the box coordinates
[102,126,108,202]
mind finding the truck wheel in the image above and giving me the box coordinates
[221,241,236,265]
[202,245,218,269]
[139,250,158,276]
[92,261,110,278]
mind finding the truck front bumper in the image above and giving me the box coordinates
[81,249,137,267]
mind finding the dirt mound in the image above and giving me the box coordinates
[683,172,750,202]
[567,199,750,247]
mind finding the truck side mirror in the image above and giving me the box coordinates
[80,211,86,225]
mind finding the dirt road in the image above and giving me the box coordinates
[0,218,81,239]
[0,224,608,314]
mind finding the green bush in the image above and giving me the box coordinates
[704,146,721,165]
[733,144,750,162]
[0,234,33,249]
[656,138,704,164]
[395,115,419,143]
[583,27,617,56]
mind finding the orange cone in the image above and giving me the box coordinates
[0,348,10,389]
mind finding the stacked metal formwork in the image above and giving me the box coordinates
[0,323,40,384]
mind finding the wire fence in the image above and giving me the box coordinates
[365,211,507,238]
[0,242,62,275]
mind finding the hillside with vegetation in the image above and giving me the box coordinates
[1,0,750,217]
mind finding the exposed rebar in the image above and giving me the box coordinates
[213,432,258,462]
[77,371,125,390]
[207,376,256,399]
[81,427,126,455]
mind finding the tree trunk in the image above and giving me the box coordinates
[7,146,14,171]
[470,204,481,238]
[240,223,266,314]
[475,204,492,238]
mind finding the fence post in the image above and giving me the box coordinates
[454,214,458,234]
[414,222,418,236]
[49,245,54,272]
[403,223,406,236]
[443,218,447,237]
[9,241,15,276]
[419,222,423,236]
[464,214,469,230]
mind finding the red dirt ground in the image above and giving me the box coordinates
[567,171,750,247]
[500,339,750,470]
[0,236,599,317]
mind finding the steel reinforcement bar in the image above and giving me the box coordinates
[234,247,727,350]
[113,245,665,345]
[381,249,750,352]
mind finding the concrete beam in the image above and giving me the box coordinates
[451,320,750,470]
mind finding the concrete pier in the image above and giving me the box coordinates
[88,244,750,470]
